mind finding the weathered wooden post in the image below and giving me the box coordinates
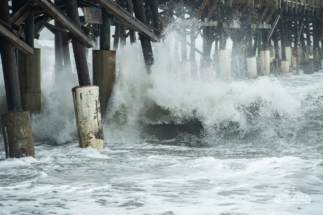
[119,24,126,47]
[149,0,160,38]
[91,24,100,50]
[113,24,120,50]
[321,11,323,70]
[313,21,320,72]
[93,9,116,117]
[190,27,198,79]
[260,28,270,76]
[201,26,214,81]
[180,30,191,80]
[304,10,313,74]
[300,32,307,67]
[292,15,299,75]
[280,9,289,76]
[18,11,41,115]
[132,0,154,72]
[55,0,64,75]
[126,0,136,44]
[0,1,35,158]
[246,6,257,78]
[285,20,292,69]
[214,36,220,78]
[179,1,191,81]
[272,26,281,75]
[61,35,72,73]
[65,0,104,149]
[231,37,240,78]
[218,5,230,79]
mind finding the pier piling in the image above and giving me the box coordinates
[0,1,35,158]
[65,0,104,149]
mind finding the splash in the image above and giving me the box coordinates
[0,34,320,144]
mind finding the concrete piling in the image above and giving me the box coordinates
[93,50,116,116]
[0,0,35,158]
[72,86,104,149]
[281,60,290,77]
[285,47,292,67]
[219,49,231,79]
[66,0,104,148]
[180,61,191,80]
[247,57,257,78]
[292,56,299,75]
[1,111,35,158]
[260,50,270,76]
[202,67,214,82]
[18,49,41,114]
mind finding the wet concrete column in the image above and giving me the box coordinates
[93,50,116,117]
[272,27,282,76]
[313,22,320,72]
[247,6,257,78]
[280,9,289,76]
[72,86,104,149]
[304,12,314,74]
[18,49,41,114]
[93,9,116,117]
[18,9,41,114]
[180,27,191,80]
[190,26,198,79]
[218,5,230,79]
[247,57,257,78]
[202,26,214,80]
[293,16,299,75]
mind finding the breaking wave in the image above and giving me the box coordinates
[1,34,322,145]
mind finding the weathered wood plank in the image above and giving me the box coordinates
[126,0,136,44]
[0,20,33,55]
[132,0,154,70]
[11,0,33,25]
[34,0,92,48]
[265,6,276,23]
[196,0,209,19]
[207,0,218,20]
[94,0,158,42]
[34,17,53,34]
[228,4,241,26]
[257,6,269,25]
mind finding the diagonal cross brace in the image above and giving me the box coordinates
[0,19,34,55]
[94,0,158,42]
[34,0,92,48]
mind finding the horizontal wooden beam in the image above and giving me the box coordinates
[257,6,269,25]
[11,0,33,25]
[0,20,33,55]
[40,20,68,34]
[207,0,219,20]
[196,0,209,19]
[34,0,93,48]
[94,0,158,42]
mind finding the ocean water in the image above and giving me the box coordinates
[0,36,323,215]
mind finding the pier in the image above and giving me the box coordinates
[1,0,323,158]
